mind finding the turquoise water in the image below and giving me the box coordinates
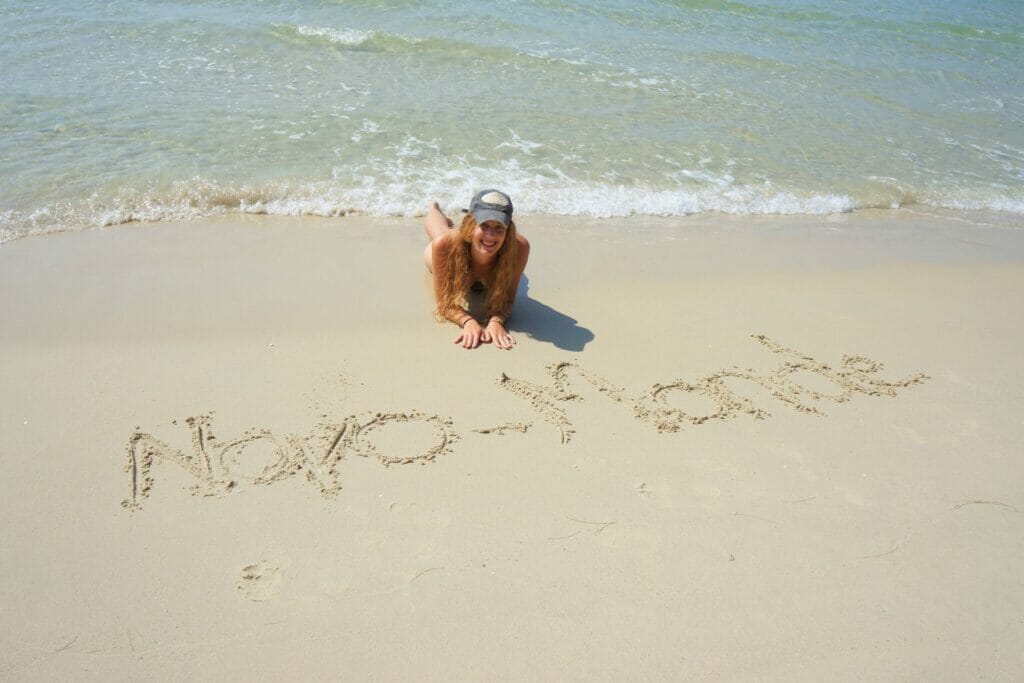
[2,0,1022,242]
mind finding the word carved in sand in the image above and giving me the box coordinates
[122,336,927,510]
[123,412,458,510]
[496,335,929,444]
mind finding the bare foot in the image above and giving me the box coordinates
[428,201,454,228]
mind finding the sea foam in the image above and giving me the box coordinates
[9,169,1024,245]
[280,24,423,50]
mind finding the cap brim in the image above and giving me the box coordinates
[472,208,511,227]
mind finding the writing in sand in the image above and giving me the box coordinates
[122,335,928,510]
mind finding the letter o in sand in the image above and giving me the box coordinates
[215,429,300,484]
[636,380,736,431]
[352,412,458,466]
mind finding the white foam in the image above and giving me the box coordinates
[494,130,544,155]
[289,24,421,49]
[295,25,375,46]
[8,162,1024,246]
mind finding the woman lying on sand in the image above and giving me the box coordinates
[423,190,530,350]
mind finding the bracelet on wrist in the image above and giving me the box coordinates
[461,316,474,328]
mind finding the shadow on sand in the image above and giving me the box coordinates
[506,276,594,351]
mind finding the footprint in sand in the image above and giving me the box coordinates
[236,561,282,602]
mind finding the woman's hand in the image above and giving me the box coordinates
[454,319,485,349]
[481,319,516,350]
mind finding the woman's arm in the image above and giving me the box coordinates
[482,234,530,350]
[430,234,485,348]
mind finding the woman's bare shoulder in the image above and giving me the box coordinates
[431,231,456,254]
[515,233,530,265]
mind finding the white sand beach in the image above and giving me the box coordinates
[1,210,1022,679]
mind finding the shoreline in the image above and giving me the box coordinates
[2,211,1022,678]
[3,203,1024,252]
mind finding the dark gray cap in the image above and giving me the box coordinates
[467,189,513,227]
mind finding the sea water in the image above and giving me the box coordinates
[2,0,1022,242]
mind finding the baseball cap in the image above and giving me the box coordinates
[465,189,513,227]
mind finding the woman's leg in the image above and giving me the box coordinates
[423,201,454,271]
[424,201,453,241]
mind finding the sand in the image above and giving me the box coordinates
[1,209,1023,680]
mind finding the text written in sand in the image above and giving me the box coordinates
[122,335,928,510]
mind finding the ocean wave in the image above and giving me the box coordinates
[294,25,378,46]
[273,23,423,50]
[271,22,688,98]
[5,171,1024,245]
[924,193,1024,214]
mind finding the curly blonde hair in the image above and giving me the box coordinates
[437,213,520,321]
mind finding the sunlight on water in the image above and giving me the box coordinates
[1,0,1022,240]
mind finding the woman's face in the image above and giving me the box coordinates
[471,220,507,259]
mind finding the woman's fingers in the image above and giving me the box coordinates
[455,322,484,349]
[456,325,516,350]
[460,330,480,348]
